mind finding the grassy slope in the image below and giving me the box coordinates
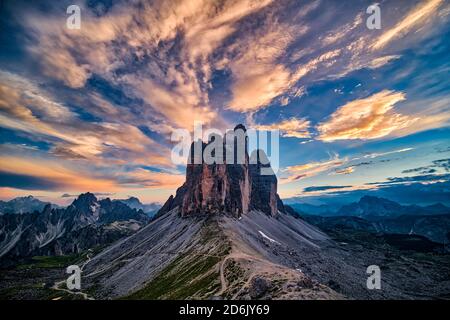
[126,217,231,299]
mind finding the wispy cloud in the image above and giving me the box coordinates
[303,185,352,193]
[334,167,355,175]
[0,154,185,193]
[253,118,311,138]
[371,0,446,50]
[282,147,416,183]
[0,71,171,167]
[0,156,116,192]
[281,153,347,183]
[357,148,414,160]
[317,90,417,141]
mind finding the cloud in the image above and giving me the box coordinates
[61,192,115,198]
[317,90,417,141]
[357,148,414,159]
[0,156,116,192]
[303,185,352,193]
[122,75,217,132]
[433,158,450,171]
[0,154,185,192]
[20,0,279,130]
[288,180,450,207]
[0,172,63,191]
[368,173,450,186]
[116,168,185,189]
[371,0,446,50]
[402,158,450,174]
[225,20,302,112]
[334,167,354,175]
[367,55,401,69]
[402,167,437,175]
[253,118,311,138]
[282,147,416,184]
[0,71,171,167]
[17,0,441,123]
[321,13,363,46]
[281,154,347,183]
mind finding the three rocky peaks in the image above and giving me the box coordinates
[158,124,287,217]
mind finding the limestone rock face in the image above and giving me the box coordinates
[158,125,284,218]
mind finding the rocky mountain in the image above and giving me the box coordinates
[337,196,450,218]
[158,125,284,218]
[0,193,149,265]
[75,125,450,300]
[0,196,58,215]
[305,196,450,243]
[337,196,405,218]
[301,213,450,244]
[115,197,161,217]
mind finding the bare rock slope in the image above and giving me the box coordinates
[83,208,343,299]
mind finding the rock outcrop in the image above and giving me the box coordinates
[158,124,284,218]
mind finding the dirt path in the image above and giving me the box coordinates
[217,251,257,296]
[51,250,95,300]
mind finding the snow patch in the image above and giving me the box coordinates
[258,231,281,245]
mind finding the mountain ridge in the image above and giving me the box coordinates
[0,196,58,215]
[0,193,149,264]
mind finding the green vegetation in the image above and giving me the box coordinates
[14,245,106,270]
[0,280,82,300]
[126,218,230,299]
[15,254,84,270]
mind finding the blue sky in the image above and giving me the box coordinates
[0,0,449,205]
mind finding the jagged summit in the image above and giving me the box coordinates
[158,124,285,218]
[71,192,98,210]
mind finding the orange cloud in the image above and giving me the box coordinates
[281,154,347,183]
[117,168,185,189]
[226,22,299,112]
[317,90,417,141]
[0,72,172,167]
[21,0,277,130]
[254,118,311,138]
[0,154,185,193]
[371,0,445,50]
[334,167,355,175]
[0,156,116,192]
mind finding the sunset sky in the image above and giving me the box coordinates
[0,0,449,206]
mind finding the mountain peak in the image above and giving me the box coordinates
[158,125,284,218]
[126,196,142,204]
[71,192,98,211]
[11,195,36,202]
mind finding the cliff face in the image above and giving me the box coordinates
[158,125,284,218]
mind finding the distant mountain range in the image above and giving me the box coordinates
[291,196,450,244]
[115,197,161,217]
[337,196,450,218]
[0,195,161,217]
[0,196,59,215]
[0,193,149,265]
[289,196,450,218]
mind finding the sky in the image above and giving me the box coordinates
[0,0,449,206]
